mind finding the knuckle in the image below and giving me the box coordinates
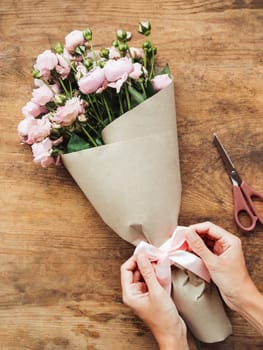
[206,260,217,272]
[120,263,125,273]
[234,236,242,246]
[192,238,204,251]
[152,288,163,299]
[200,220,212,228]
[142,268,153,280]
[204,220,212,225]
[122,294,130,306]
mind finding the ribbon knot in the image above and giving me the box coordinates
[134,226,211,294]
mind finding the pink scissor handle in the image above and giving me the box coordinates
[241,181,263,225]
[233,185,257,232]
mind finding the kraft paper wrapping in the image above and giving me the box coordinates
[62,82,232,342]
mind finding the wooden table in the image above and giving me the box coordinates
[1,1,263,349]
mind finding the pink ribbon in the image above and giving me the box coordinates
[134,226,211,294]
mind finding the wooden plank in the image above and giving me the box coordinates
[1,0,263,348]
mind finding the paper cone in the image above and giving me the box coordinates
[172,270,232,342]
[62,82,232,342]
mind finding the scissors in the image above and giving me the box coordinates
[213,133,263,232]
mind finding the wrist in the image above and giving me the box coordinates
[159,337,177,350]
[159,337,188,350]
[234,285,263,335]
[231,279,259,312]
[157,324,188,350]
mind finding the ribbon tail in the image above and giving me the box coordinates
[134,242,172,294]
[155,257,172,295]
[169,251,211,283]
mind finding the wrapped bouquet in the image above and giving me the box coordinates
[18,22,232,343]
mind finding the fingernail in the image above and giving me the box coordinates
[186,230,198,243]
[137,254,147,267]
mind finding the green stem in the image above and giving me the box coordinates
[86,121,102,138]
[143,49,147,68]
[194,338,202,350]
[140,82,147,99]
[118,94,124,114]
[149,54,155,79]
[45,104,56,113]
[102,95,112,122]
[80,126,97,147]
[125,84,131,110]
[127,46,134,63]
[69,80,73,98]
[58,77,70,97]
[81,52,86,62]
[94,98,101,117]
[62,53,77,73]
[63,128,72,137]
[90,42,98,65]
[42,79,58,96]
[87,95,106,127]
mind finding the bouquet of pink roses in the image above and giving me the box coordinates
[18,21,172,167]
[18,22,232,343]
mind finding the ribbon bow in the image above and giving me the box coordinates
[134,226,211,294]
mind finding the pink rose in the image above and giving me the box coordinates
[129,62,146,80]
[54,97,84,126]
[18,115,51,144]
[65,30,85,53]
[108,73,128,93]
[32,138,54,167]
[62,48,73,61]
[152,74,172,91]
[22,101,47,118]
[32,84,59,106]
[86,50,100,61]
[27,115,52,144]
[34,50,58,80]
[18,117,35,138]
[108,46,121,59]
[78,67,105,94]
[129,47,144,59]
[104,57,133,82]
[75,63,88,80]
[56,51,71,80]
[34,79,45,87]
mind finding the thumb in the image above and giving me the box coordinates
[185,229,216,267]
[136,254,160,292]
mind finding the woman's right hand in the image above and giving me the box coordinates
[185,221,256,311]
[185,221,263,335]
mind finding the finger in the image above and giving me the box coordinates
[190,221,235,241]
[136,254,160,292]
[133,269,141,283]
[134,281,147,294]
[120,256,137,291]
[185,229,216,266]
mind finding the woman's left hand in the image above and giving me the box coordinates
[121,254,189,350]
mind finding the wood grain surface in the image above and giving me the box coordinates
[1,0,263,349]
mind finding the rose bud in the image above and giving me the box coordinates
[116,29,132,42]
[83,28,92,41]
[138,20,151,36]
[54,42,64,54]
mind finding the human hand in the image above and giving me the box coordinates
[121,254,189,350]
[185,221,257,311]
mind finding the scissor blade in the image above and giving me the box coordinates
[213,133,242,186]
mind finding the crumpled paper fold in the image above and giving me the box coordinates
[62,82,232,342]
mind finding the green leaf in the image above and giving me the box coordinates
[194,338,202,350]
[145,79,156,97]
[127,84,145,105]
[95,137,103,146]
[160,63,171,76]
[66,133,91,153]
